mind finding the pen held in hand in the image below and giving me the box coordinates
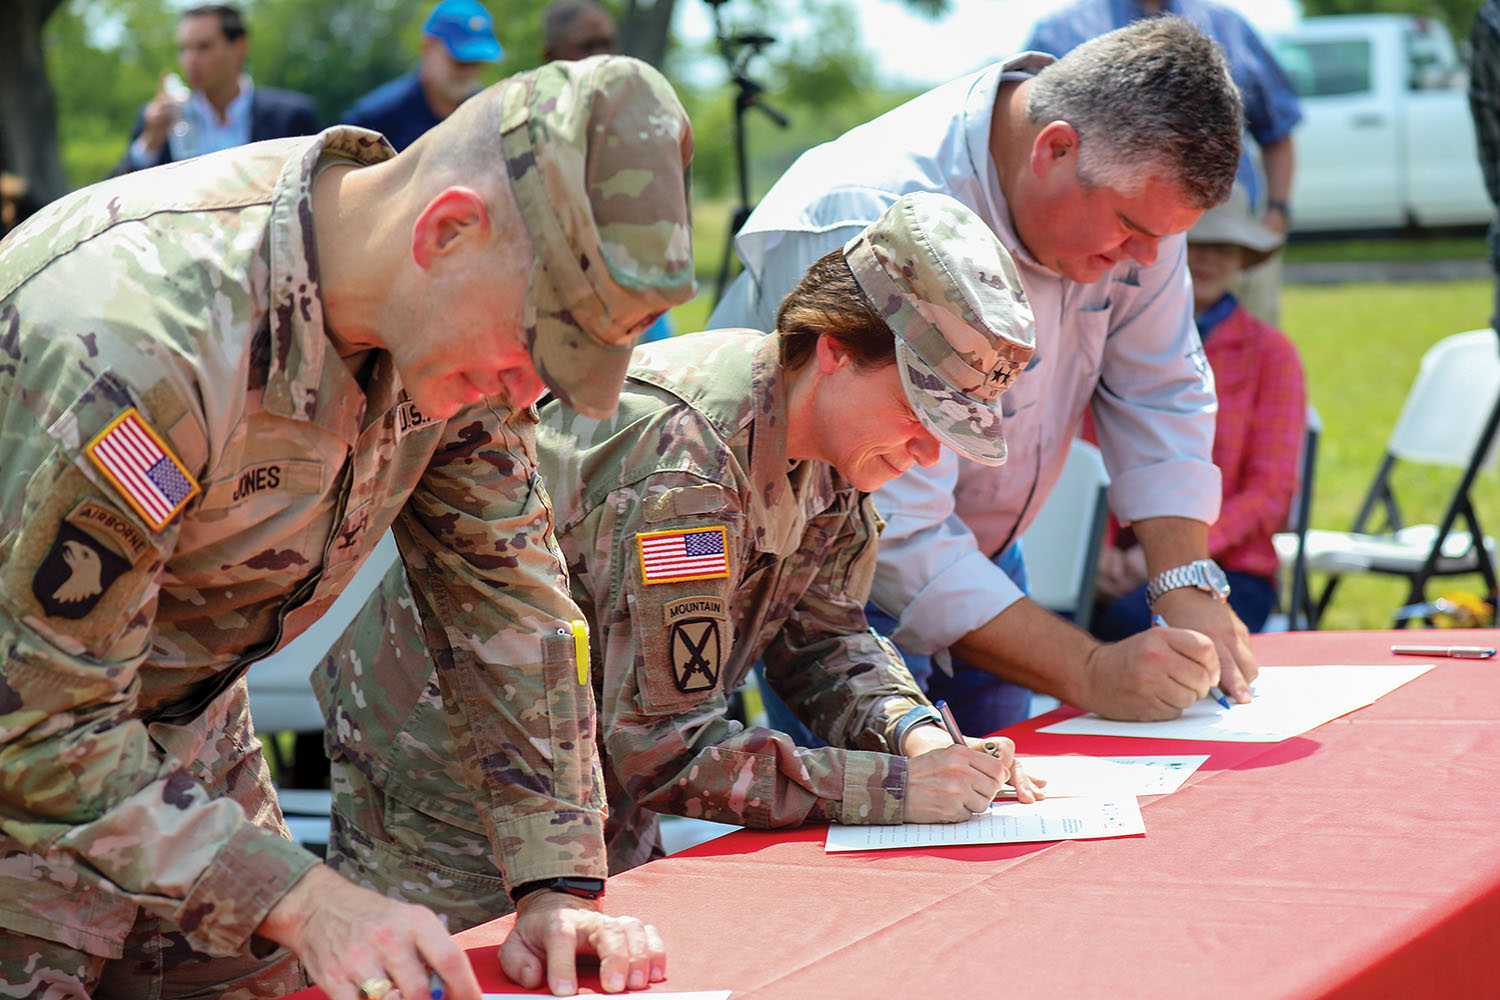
[1151,613,1233,709]
[937,700,1017,802]
[934,699,966,745]
[428,912,448,1000]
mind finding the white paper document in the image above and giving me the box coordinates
[1037,663,1434,742]
[824,795,1144,852]
[484,993,730,1000]
[1005,755,1209,797]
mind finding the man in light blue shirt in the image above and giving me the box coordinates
[1024,0,1301,322]
[712,20,1259,734]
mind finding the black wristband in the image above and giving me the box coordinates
[1267,199,1292,222]
[892,704,945,755]
[510,876,606,904]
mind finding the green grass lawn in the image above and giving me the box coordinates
[1285,234,1487,263]
[663,228,1500,632]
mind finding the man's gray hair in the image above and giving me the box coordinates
[1026,17,1243,209]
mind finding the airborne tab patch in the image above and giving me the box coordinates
[85,408,200,531]
[71,500,151,564]
[637,526,730,585]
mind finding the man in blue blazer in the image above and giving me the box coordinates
[340,0,504,152]
[114,4,318,174]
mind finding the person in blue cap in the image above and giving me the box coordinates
[341,0,504,151]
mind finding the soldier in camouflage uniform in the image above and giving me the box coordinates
[550,191,1042,869]
[321,192,1041,898]
[0,55,692,1000]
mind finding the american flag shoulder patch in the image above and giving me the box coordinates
[85,407,201,532]
[637,525,730,585]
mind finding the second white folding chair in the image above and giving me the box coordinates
[1279,329,1500,628]
[1019,438,1111,631]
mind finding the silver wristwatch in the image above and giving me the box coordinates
[1145,559,1231,605]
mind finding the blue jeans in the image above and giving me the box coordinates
[759,542,1034,746]
[1090,570,1278,641]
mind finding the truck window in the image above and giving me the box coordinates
[1273,38,1373,97]
[1404,23,1461,90]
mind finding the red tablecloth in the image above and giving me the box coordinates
[293,630,1500,999]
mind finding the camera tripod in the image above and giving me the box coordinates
[705,0,789,308]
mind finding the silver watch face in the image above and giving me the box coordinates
[1198,559,1230,598]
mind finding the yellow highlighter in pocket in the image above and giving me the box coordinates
[570,619,589,685]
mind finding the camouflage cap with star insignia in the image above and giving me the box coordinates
[497,54,697,419]
[843,191,1035,467]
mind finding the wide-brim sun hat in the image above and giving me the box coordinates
[1188,181,1283,267]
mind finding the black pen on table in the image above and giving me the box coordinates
[1390,644,1496,659]
[1151,614,1232,709]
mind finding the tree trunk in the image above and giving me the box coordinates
[620,0,678,69]
[0,0,68,205]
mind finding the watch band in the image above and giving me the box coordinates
[892,705,944,755]
[1145,559,1230,605]
[510,876,606,904]
[1266,199,1292,223]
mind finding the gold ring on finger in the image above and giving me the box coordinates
[357,976,394,1000]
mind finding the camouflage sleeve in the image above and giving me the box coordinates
[0,360,316,957]
[395,402,606,888]
[570,471,915,830]
[759,490,932,818]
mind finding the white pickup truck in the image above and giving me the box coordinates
[1271,14,1493,232]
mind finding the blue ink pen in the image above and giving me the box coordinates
[1151,614,1232,709]
[429,914,449,1000]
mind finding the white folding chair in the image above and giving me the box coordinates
[1019,438,1111,631]
[243,530,400,848]
[244,530,401,736]
[1283,330,1500,628]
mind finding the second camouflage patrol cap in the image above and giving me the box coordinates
[497,55,696,418]
[843,191,1035,466]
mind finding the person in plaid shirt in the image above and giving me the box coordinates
[1471,0,1500,332]
[1092,180,1307,637]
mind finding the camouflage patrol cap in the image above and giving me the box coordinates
[843,192,1035,466]
[497,55,696,418]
